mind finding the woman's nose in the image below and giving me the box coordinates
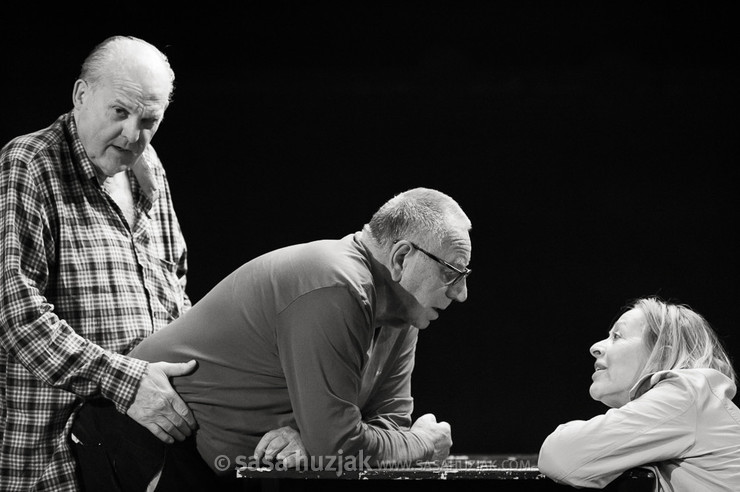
[590,339,606,357]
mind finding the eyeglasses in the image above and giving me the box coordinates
[408,242,471,287]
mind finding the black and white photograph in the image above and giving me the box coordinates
[1,4,738,491]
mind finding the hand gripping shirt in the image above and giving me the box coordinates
[538,368,740,491]
[0,112,190,491]
[130,233,432,475]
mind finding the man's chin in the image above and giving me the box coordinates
[106,147,137,167]
[382,319,422,330]
[94,159,130,177]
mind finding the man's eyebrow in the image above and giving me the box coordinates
[111,98,165,119]
[111,98,135,110]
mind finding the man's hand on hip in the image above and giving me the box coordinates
[126,360,198,444]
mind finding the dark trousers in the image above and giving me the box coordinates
[71,399,244,491]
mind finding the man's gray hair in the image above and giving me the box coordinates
[368,187,471,249]
[79,35,175,101]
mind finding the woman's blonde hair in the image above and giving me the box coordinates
[634,297,736,383]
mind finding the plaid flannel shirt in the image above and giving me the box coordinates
[0,112,191,491]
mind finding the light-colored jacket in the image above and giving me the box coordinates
[538,368,740,491]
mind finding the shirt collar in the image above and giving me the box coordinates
[629,371,667,400]
[65,112,99,183]
[629,367,738,401]
[130,153,159,202]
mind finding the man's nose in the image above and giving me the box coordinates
[446,278,468,303]
[122,118,142,143]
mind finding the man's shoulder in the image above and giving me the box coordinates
[284,235,370,281]
[251,235,373,307]
[1,113,69,170]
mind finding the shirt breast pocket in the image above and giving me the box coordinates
[155,257,185,323]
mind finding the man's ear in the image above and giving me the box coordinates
[389,241,413,282]
[72,79,89,109]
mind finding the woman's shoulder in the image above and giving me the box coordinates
[636,368,736,402]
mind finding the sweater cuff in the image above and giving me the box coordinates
[404,430,435,463]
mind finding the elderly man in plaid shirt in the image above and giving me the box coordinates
[0,36,198,490]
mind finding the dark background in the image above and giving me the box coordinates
[3,4,738,455]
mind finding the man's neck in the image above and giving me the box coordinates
[359,229,412,330]
[99,171,137,227]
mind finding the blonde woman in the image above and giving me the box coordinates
[539,297,740,490]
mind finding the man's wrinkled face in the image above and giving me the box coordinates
[74,61,170,177]
[396,231,471,330]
